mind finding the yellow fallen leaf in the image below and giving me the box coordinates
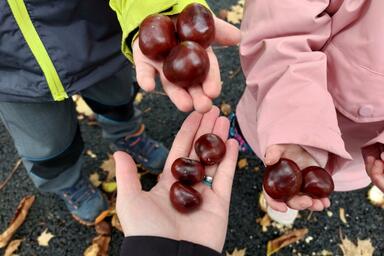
[95,208,116,225]
[4,239,23,256]
[259,193,267,212]
[84,235,110,256]
[134,92,144,104]
[237,158,248,169]
[339,208,348,224]
[339,234,375,256]
[367,185,384,208]
[0,195,35,248]
[89,172,102,188]
[220,102,232,116]
[226,0,245,24]
[111,214,123,233]
[267,228,308,256]
[73,95,93,117]
[257,214,271,232]
[37,229,54,247]
[101,181,117,193]
[86,150,97,159]
[226,248,246,256]
[100,154,116,181]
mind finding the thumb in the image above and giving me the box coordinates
[214,18,241,46]
[114,151,142,196]
[265,145,284,166]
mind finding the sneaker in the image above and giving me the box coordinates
[228,113,253,154]
[110,124,168,174]
[55,175,108,226]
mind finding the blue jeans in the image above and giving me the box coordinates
[0,66,141,192]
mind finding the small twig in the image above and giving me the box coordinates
[307,211,313,220]
[150,91,167,96]
[0,159,22,191]
[229,67,241,79]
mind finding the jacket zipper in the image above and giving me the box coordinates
[7,0,68,101]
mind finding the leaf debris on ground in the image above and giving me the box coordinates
[339,208,348,224]
[226,248,246,256]
[267,228,308,256]
[0,195,35,248]
[367,185,384,208]
[37,229,54,247]
[4,239,23,256]
[83,235,111,256]
[89,172,102,188]
[100,154,116,181]
[339,232,374,256]
[237,158,248,169]
[220,0,245,25]
[0,159,22,191]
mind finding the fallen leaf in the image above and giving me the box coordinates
[259,193,267,212]
[100,155,116,181]
[89,172,102,187]
[0,195,35,248]
[95,221,111,236]
[226,0,245,24]
[111,214,123,233]
[101,181,117,193]
[267,228,308,256]
[86,150,97,159]
[237,158,248,169]
[318,249,333,256]
[134,92,144,104]
[339,234,374,256]
[37,229,54,247]
[367,186,384,208]
[226,248,246,256]
[84,235,110,256]
[95,208,116,225]
[257,214,271,232]
[339,208,348,224]
[73,95,93,117]
[4,239,22,256]
[220,102,232,116]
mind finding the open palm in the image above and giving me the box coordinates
[114,107,239,252]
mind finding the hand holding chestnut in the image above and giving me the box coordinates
[363,143,384,192]
[133,4,241,113]
[114,107,239,252]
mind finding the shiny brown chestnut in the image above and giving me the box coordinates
[171,157,205,185]
[170,182,202,213]
[263,158,302,202]
[176,3,215,48]
[301,166,334,198]
[139,14,177,60]
[163,41,209,88]
[195,133,226,166]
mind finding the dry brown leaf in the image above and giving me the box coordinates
[95,221,111,236]
[259,193,267,212]
[367,185,384,208]
[95,208,116,225]
[339,208,348,224]
[73,95,94,117]
[84,235,111,256]
[257,214,271,232]
[0,195,35,248]
[134,92,144,104]
[267,228,308,256]
[37,229,54,247]
[220,102,232,116]
[226,0,245,24]
[111,214,123,233]
[226,248,246,256]
[89,172,102,188]
[100,154,116,181]
[86,150,97,159]
[339,235,375,256]
[237,158,248,169]
[4,239,23,256]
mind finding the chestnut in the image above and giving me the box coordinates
[195,133,226,165]
[171,157,205,185]
[263,158,302,202]
[176,3,215,48]
[170,182,202,213]
[163,41,209,88]
[139,14,177,60]
[301,166,334,198]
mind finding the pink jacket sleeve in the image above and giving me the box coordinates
[239,0,352,163]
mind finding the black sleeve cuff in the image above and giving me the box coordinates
[120,236,221,256]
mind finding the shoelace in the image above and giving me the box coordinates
[60,177,95,207]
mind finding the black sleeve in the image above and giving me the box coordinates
[120,236,221,256]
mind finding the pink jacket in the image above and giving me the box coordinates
[237,0,384,191]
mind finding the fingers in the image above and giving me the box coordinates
[189,106,221,159]
[202,49,221,99]
[264,191,288,212]
[160,74,194,112]
[370,160,384,190]
[321,198,331,208]
[132,41,157,92]
[188,85,213,113]
[286,195,313,210]
[365,156,376,176]
[114,151,141,196]
[214,18,241,46]
[265,145,285,166]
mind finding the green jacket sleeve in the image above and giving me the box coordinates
[109,0,209,63]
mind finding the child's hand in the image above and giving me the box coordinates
[363,143,384,192]
[264,144,331,212]
[133,17,240,113]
